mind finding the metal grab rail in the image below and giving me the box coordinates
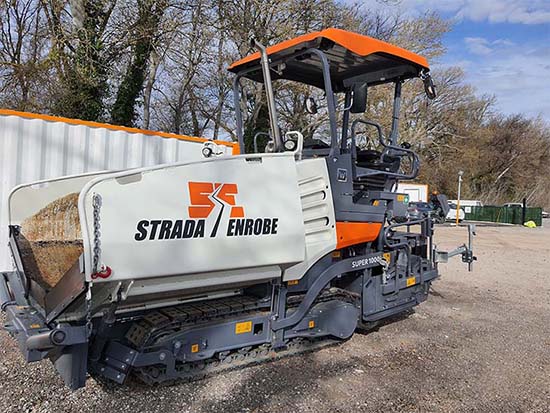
[350,119,420,180]
[250,39,283,152]
[382,218,427,249]
[233,47,339,154]
[253,132,271,153]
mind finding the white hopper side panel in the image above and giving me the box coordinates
[79,154,306,283]
[0,111,236,271]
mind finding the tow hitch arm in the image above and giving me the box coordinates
[435,224,477,271]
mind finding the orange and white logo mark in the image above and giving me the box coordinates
[188,182,244,219]
[134,181,278,241]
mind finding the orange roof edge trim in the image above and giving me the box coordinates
[0,109,239,149]
[229,28,429,71]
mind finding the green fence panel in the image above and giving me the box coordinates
[525,208,543,226]
[464,206,542,226]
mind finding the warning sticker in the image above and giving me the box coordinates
[235,321,252,334]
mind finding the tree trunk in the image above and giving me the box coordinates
[110,0,167,126]
[142,48,160,129]
[44,0,115,121]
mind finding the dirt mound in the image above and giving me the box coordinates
[19,193,83,289]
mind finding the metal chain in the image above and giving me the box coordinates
[381,259,390,284]
[86,193,102,336]
[85,283,93,336]
[92,193,102,274]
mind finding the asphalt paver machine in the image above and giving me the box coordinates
[1,28,475,389]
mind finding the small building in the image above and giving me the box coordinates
[396,183,428,203]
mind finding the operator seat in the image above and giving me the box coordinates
[353,148,401,193]
[302,138,331,150]
[355,149,400,173]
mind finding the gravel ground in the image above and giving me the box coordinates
[1,225,549,412]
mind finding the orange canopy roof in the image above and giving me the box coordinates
[229,28,429,72]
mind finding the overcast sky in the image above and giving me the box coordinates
[358,0,550,120]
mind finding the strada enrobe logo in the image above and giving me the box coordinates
[134,181,279,241]
[188,182,244,237]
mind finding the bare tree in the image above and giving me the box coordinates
[0,0,49,110]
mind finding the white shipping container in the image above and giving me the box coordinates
[0,110,238,271]
[448,200,483,214]
[396,183,429,203]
